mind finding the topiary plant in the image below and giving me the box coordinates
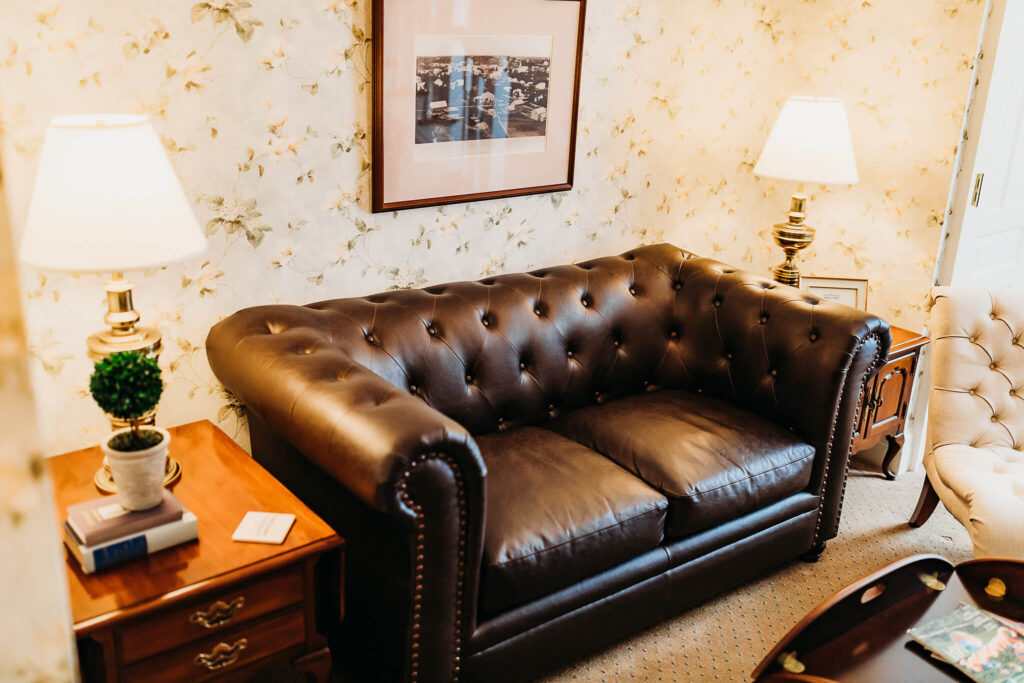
[90,351,165,451]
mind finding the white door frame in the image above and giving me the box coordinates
[902,0,1004,473]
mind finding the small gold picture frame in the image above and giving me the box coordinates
[801,276,869,311]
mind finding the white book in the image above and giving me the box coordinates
[63,511,198,574]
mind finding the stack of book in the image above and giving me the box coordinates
[62,490,198,574]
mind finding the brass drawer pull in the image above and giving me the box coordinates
[193,638,248,671]
[189,596,245,629]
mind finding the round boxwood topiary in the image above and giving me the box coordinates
[89,351,165,451]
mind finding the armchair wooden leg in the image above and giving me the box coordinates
[909,477,940,528]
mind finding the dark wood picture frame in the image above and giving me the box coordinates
[372,0,587,213]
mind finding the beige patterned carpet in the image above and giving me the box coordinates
[541,465,973,682]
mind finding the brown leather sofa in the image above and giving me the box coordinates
[206,244,890,682]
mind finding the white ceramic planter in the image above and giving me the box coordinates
[101,427,170,510]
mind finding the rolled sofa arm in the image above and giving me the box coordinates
[207,304,485,514]
[207,304,486,682]
[673,259,892,544]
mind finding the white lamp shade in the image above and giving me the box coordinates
[19,114,207,273]
[754,96,859,185]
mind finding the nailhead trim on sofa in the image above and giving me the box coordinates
[399,452,469,682]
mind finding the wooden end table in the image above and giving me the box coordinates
[48,420,344,683]
[853,325,930,480]
[753,554,1024,681]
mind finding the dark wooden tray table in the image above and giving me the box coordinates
[753,555,1024,682]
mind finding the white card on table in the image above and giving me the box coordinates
[232,511,296,544]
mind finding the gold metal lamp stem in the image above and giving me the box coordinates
[771,192,816,287]
[86,272,162,362]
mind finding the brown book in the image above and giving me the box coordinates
[66,490,184,546]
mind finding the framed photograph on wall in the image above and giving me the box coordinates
[802,277,869,311]
[372,0,587,213]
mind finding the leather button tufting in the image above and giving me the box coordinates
[726,353,733,360]
[427,326,437,336]
[581,296,591,307]
[969,336,977,343]
[810,333,818,341]
[669,330,679,339]
[465,374,473,383]
[567,350,574,358]
[629,287,637,296]
[759,316,768,324]
[991,313,998,320]
[992,416,999,422]
[673,281,682,290]
[409,384,418,393]
[613,340,621,348]
[519,362,527,370]
[482,317,490,327]
[969,389,977,395]
[770,369,778,377]
[365,333,375,344]
[990,363,997,370]
[534,308,543,316]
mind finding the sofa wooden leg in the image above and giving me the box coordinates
[801,540,826,563]
[909,477,940,528]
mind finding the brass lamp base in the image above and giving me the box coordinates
[87,326,161,364]
[771,193,815,288]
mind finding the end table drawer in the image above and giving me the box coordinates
[123,607,305,682]
[119,567,304,664]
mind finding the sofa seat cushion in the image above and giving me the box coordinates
[546,390,816,538]
[477,426,668,614]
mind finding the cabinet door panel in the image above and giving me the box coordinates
[863,353,916,439]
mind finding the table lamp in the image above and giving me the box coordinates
[20,114,206,361]
[753,96,858,287]
[19,114,206,490]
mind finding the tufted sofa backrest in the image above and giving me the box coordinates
[254,243,883,446]
[927,287,1024,452]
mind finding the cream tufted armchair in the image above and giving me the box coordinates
[910,287,1024,559]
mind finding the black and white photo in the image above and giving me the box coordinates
[415,55,551,145]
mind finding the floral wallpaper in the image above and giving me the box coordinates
[0,0,985,455]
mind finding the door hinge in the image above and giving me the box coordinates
[971,172,985,207]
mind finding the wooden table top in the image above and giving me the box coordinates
[48,420,342,635]
[889,325,930,355]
